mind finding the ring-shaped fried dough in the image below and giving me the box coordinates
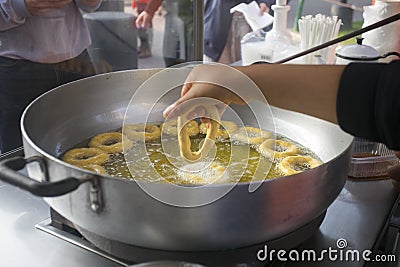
[88,132,133,153]
[278,155,322,176]
[124,124,161,142]
[161,120,199,136]
[62,147,109,166]
[199,120,238,139]
[79,164,107,175]
[178,163,226,184]
[178,105,220,162]
[259,139,300,160]
[233,126,272,145]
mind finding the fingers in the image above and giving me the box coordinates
[187,106,206,120]
[163,94,187,119]
[163,85,205,119]
[163,82,193,118]
[388,165,400,191]
[389,151,400,177]
[135,14,145,28]
[25,0,71,15]
[181,82,192,97]
[81,0,99,6]
[163,83,242,119]
[135,14,144,28]
[35,0,71,8]
[258,3,269,15]
[163,64,247,119]
[135,11,152,29]
[389,165,400,180]
[389,151,400,190]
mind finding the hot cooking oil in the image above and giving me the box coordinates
[101,133,320,184]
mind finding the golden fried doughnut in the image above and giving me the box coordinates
[259,139,299,160]
[161,119,199,136]
[199,120,238,139]
[232,126,272,145]
[79,164,107,175]
[62,147,109,166]
[124,124,161,142]
[178,105,220,162]
[88,132,132,153]
[177,162,226,184]
[278,155,322,175]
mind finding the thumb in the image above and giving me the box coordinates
[181,82,192,97]
[163,82,195,118]
[163,83,194,119]
[388,151,400,189]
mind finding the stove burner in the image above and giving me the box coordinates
[36,209,325,267]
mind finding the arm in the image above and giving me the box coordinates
[144,0,161,15]
[0,0,30,30]
[336,61,400,149]
[237,64,344,123]
[164,64,344,123]
[256,0,273,15]
[164,61,400,150]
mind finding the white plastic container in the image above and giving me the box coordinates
[362,0,400,62]
[349,138,399,178]
[240,0,301,64]
[241,31,273,65]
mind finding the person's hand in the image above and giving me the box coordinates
[25,0,72,16]
[135,11,153,29]
[163,65,245,120]
[80,0,101,7]
[258,3,270,16]
[389,151,400,190]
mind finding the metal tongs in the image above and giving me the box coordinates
[253,13,400,64]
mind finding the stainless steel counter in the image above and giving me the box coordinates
[292,179,398,266]
[0,181,122,267]
[0,158,398,266]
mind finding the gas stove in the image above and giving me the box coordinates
[1,148,399,267]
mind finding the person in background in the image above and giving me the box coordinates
[204,0,276,64]
[135,0,193,67]
[136,0,275,67]
[0,0,102,153]
[163,61,400,186]
[132,0,153,58]
[136,0,273,67]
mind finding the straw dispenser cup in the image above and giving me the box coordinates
[298,14,342,64]
[232,1,273,65]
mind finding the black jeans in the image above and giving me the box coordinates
[0,51,95,153]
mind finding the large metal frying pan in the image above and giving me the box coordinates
[0,68,353,251]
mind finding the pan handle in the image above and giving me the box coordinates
[0,156,87,197]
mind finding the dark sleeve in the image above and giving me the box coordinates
[337,60,400,150]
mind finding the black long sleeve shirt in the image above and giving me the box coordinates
[337,60,400,150]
